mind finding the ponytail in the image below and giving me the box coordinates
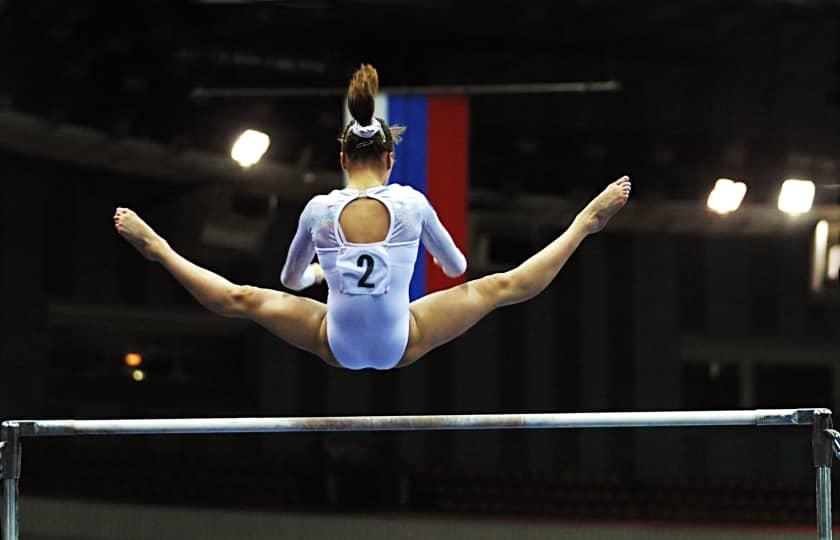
[347,64,378,126]
[340,63,406,164]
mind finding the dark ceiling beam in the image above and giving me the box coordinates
[191,81,622,99]
[175,49,328,74]
[0,110,342,201]
[472,189,840,235]
[2,112,837,236]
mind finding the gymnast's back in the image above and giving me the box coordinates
[280,183,466,370]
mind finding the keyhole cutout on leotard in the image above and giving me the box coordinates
[338,197,391,244]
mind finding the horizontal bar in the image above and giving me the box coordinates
[190,80,622,99]
[3,409,824,438]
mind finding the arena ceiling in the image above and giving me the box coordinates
[1,0,839,216]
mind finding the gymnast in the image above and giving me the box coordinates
[114,64,631,370]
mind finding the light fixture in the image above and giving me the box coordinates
[124,352,143,367]
[231,129,270,168]
[778,179,815,215]
[812,220,829,292]
[131,369,146,382]
[706,178,747,214]
[829,245,840,281]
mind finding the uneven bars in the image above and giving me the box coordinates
[3,408,822,437]
[2,408,835,540]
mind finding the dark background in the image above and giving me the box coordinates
[2,0,840,527]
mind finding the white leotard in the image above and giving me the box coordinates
[280,184,467,370]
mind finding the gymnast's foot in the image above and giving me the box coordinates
[577,176,631,234]
[113,207,167,261]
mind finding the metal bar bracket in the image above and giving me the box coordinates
[0,424,20,481]
[813,411,835,469]
[824,429,840,461]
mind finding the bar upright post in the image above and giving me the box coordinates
[1,422,21,540]
[813,410,834,540]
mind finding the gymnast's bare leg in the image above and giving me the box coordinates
[399,176,631,367]
[113,208,339,366]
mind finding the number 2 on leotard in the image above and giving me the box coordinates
[356,254,376,288]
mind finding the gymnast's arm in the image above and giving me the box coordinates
[421,199,467,278]
[280,201,320,290]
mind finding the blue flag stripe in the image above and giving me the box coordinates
[387,95,429,301]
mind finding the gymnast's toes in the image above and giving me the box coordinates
[113,207,162,261]
[579,177,631,234]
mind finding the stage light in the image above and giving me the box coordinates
[131,369,145,382]
[778,179,815,215]
[813,220,830,292]
[124,352,143,367]
[829,245,840,281]
[231,129,270,168]
[706,178,747,214]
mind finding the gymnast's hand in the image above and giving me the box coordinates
[309,262,325,285]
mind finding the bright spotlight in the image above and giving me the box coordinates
[778,179,815,215]
[829,245,840,281]
[231,129,270,168]
[131,369,146,382]
[706,178,747,214]
[812,220,830,292]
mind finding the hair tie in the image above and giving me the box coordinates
[350,118,383,139]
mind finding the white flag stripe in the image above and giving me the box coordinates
[342,93,389,129]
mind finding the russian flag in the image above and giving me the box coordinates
[345,94,470,301]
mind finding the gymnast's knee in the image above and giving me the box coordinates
[478,272,519,307]
[225,284,267,317]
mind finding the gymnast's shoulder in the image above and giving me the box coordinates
[305,191,338,209]
[384,183,429,203]
[298,193,334,223]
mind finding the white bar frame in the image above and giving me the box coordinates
[1,408,834,540]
